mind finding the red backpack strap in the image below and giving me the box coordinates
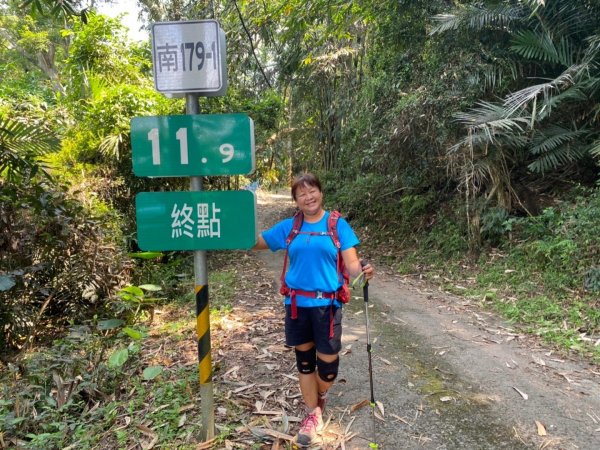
[328,210,344,283]
[280,211,304,319]
[327,210,342,249]
[286,210,304,246]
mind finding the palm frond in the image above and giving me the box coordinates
[448,126,528,156]
[430,4,524,35]
[589,138,600,158]
[548,2,597,40]
[455,101,530,129]
[527,142,587,173]
[529,125,588,155]
[429,14,463,34]
[511,31,574,66]
[99,133,125,160]
[0,120,55,155]
[0,118,57,180]
[503,66,577,116]
[535,85,587,121]
[582,34,600,66]
[586,34,600,51]
[480,64,508,91]
[482,60,520,90]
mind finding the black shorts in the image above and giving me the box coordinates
[285,305,342,355]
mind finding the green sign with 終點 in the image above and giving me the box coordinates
[135,190,257,250]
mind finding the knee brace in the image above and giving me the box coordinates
[295,347,316,374]
[317,356,339,382]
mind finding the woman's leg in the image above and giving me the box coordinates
[295,341,319,409]
[315,351,339,396]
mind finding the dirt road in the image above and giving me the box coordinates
[250,190,600,450]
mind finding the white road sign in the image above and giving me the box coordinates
[151,20,227,95]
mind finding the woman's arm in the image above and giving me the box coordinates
[341,247,374,281]
[252,233,269,250]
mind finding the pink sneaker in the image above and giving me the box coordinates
[296,407,323,447]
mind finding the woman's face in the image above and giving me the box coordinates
[294,183,323,217]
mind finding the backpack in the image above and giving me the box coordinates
[279,210,351,317]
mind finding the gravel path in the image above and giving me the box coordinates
[250,189,600,450]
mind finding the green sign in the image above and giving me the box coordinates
[135,190,256,250]
[131,114,255,177]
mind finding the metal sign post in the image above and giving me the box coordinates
[131,20,255,443]
[186,93,215,442]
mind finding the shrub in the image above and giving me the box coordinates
[0,179,131,352]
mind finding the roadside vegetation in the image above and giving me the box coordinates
[1,0,598,448]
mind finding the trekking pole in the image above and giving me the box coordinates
[361,260,378,449]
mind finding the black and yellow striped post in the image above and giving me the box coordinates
[196,284,212,384]
[195,278,215,440]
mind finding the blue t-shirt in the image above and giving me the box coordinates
[261,211,360,308]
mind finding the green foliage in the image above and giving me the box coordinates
[0,177,131,351]
[0,321,148,448]
[480,207,512,245]
[0,255,242,448]
[209,270,237,314]
[420,218,469,259]
[142,366,163,381]
[0,116,57,181]
[434,0,600,233]
[583,267,600,293]
[109,285,164,325]
[1,0,599,402]
[21,0,83,21]
[66,12,151,94]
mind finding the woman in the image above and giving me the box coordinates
[254,172,374,446]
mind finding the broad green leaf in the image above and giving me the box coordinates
[128,252,163,260]
[97,319,124,330]
[122,327,143,340]
[0,275,16,292]
[142,366,163,381]
[108,348,129,368]
[120,285,144,297]
[139,284,162,292]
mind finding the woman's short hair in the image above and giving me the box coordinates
[291,172,322,200]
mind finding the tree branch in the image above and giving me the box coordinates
[232,0,272,89]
